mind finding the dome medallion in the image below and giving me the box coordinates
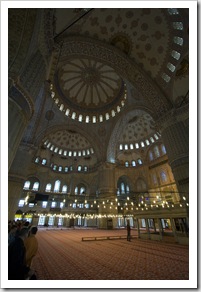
[50,57,127,123]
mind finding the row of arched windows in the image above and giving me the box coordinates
[117,170,168,197]
[149,144,166,161]
[23,179,87,195]
[162,9,184,83]
[125,159,143,167]
[35,157,89,172]
[43,139,94,158]
[119,133,160,151]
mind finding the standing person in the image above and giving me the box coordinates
[24,226,38,268]
[8,227,30,280]
[127,220,131,241]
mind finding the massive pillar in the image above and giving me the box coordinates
[8,174,25,220]
[97,162,118,228]
[158,105,189,201]
[8,86,33,171]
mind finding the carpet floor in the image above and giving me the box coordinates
[31,228,189,281]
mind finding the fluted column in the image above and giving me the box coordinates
[8,174,25,220]
[158,105,189,200]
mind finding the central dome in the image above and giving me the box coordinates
[57,58,123,110]
[50,57,127,123]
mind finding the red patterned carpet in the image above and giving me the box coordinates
[31,228,189,280]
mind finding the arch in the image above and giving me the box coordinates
[117,175,134,195]
[34,123,102,162]
[59,36,171,115]
[107,108,156,163]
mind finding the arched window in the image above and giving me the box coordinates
[54,180,61,192]
[145,139,150,146]
[78,114,83,122]
[78,165,82,171]
[35,157,40,163]
[168,8,179,15]
[75,187,78,195]
[162,73,171,82]
[45,183,52,192]
[42,159,47,165]
[64,166,68,172]
[32,182,39,191]
[84,166,88,171]
[126,185,130,193]
[161,171,167,182]
[80,187,86,195]
[59,104,64,111]
[131,160,136,167]
[149,151,154,161]
[137,158,142,165]
[152,174,157,185]
[111,110,115,117]
[125,161,129,167]
[86,116,89,123]
[72,112,76,119]
[135,143,139,149]
[167,62,176,72]
[173,22,183,30]
[171,50,180,60]
[154,145,160,158]
[105,113,110,120]
[62,185,67,193]
[121,182,126,194]
[119,144,123,150]
[173,36,183,46]
[23,181,30,190]
[58,166,62,172]
[161,144,166,155]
